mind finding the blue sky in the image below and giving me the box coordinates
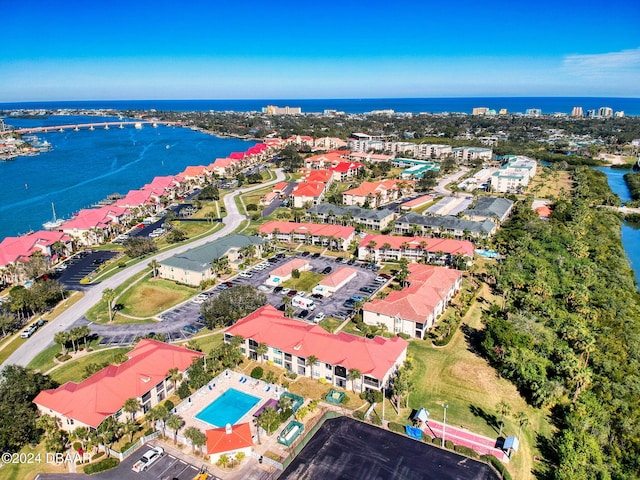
[1,0,639,100]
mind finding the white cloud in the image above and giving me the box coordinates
[563,47,640,77]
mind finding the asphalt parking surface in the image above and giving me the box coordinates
[37,445,204,480]
[50,251,121,290]
[280,416,500,480]
[75,252,388,347]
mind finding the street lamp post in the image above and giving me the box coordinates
[442,403,448,448]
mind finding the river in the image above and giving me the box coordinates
[595,167,640,288]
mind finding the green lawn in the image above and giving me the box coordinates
[177,332,223,354]
[117,276,197,318]
[48,347,133,384]
[319,317,342,333]
[280,271,324,292]
[0,441,68,480]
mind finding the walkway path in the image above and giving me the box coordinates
[422,419,509,461]
[434,168,469,196]
[2,169,285,369]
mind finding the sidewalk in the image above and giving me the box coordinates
[422,419,508,461]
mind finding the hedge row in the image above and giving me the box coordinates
[480,455,512,480]
[83,457,119,475]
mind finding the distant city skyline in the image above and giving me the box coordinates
[1,0,639,101]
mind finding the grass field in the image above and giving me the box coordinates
[117,276,197,318]
[378,283,551,479]
[280,271,324,292]
[177,332,223,354]
[0,441,68,480]
[48,346,133,384]
[528,168,573,198]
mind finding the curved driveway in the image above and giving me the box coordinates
[3,169,285,368]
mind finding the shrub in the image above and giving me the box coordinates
[144,428,155,436]
[83,457,119,474]
[397,332,411,340]
[250,366,264,379]
[291,269,300,279]
[286,372,297,379]
[445,440,455,450]
[340,394,350,404]
[246,203,258,211]
[164,400,174,411]
[359,392,367,400]
[177,382,191,400]
[454,445,480,459]
[92,452,104,460]
[353,411,366,420]
[279,408,293,422]
[432,437,442,445]
[318,377,326,384]
[480,455,511,480]
[370,414,382,426]
[73,442,82,451]
[388,422,405,434]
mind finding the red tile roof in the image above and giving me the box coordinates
[363,264,462,324]
[0,230,71,267]
[206,423,253,455]
[536,206,552,218]
[401,195,434,209]
[319,267,358,288]
[360,234,474,257]
[226,305,408,379]
[258,221,355,239]
[343,179,399,197]
[229,152,246,160]
[290,182,326,198]
[329,161,365,173]
[62,206,129,231]
[33,340,205,429]
[180,165,209,177]
[272,181,289,193]
[303,170,333,183]
[304,151,347,165]
[270,258,310,277]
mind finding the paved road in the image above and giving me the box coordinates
[434,167,469,196]
[261,181,296,217]
[2,169,285,369]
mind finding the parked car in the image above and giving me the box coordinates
[281,288,291,295]
[360,286,375,294]
[277,304,286,311]
[20,325,37,338]
[239,271,253,278]
[132,446,164,472]
[297,309,309,319]
[258,285,271,292]
[343,300,356,309]
[375,276,387,283]
[321,266,332,275]
[335,257,344,263]
[301,251,310,257]
[350,295,365,302]
[313,312,326,323]
[287,290,298,297]
[312,253,321,258]
[224,281,233,288]
[274,286,283,293]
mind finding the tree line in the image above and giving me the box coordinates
[482,166,640,478]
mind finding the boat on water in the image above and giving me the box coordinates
[42,203,65,230]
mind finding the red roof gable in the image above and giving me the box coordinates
[319,267,358,287]
[360,234,474,257]
[329,161,365,173]
[206,423,253,454]
[33,340,205,428]
[363,264,462,324]
[0,230,71,267]
[291,182,325,198]
[259,221,354,239]
[226,305,407,379]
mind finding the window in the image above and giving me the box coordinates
[274,358,282,366]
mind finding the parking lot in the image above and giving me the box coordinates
[50,250,121,290]
[38,444,205,480]
[83,251,390,347]
[230,252,387,323]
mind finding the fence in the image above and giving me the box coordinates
[281,410,341,470]
[250,451,283,470]
[108,431,160,460]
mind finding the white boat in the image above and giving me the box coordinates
[134,122,143,129]
[43,203,64,230]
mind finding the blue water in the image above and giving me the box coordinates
[595,167,640,288]
[2,97,640,116]
[195,388,260,427]
[0,115,254,239]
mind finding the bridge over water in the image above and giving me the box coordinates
[7,120,182,134]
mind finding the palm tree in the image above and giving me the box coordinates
[102,288,117,323]
[54,331,70,355]
[514,412,529,440]
[167,368,183,393]
[147,404,169,435]
[496,400,511,436]
[166,414,184,444]
[123,397,141,422]
[149,259,159,278]
[348,369,362,393]
[255,343,268,363]
[184,426,206,454]
[307,355,318,379]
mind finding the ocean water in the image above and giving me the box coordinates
[595,167,640,288]
[0,115,255,239]
[1,97,639,116]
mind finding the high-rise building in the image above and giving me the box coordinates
[525,108,542,116]
[472,107,489,115]
[571,106,583,117]
[614,111,625,118]
[598,107,613,118]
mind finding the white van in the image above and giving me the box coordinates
[291,295,316,311]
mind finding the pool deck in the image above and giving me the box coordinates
[175,369,284,433]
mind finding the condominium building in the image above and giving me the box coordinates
[490,156,537,193]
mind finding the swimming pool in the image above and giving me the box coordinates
[195,388,260,427]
